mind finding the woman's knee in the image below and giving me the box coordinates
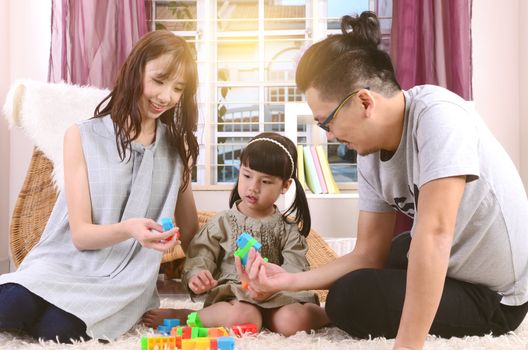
[0,283,44,330]
[29,305,89,343]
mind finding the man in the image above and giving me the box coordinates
[237,11,528,350]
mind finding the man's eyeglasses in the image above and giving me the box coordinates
[317,88,366,132]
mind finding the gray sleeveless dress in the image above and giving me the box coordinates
[0,115,183,340]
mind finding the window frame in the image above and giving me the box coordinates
[148,0,391,190]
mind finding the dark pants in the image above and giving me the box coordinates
[325,232,528,339]
[0,283,89,343]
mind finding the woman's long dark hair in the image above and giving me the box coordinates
[93,30,198,191]
[229,132,311,237]
[296,11,400,101]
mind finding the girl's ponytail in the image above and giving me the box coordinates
[284,177,311,237]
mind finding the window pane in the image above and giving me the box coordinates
[218,37,259,82]
[264,36,306,82]
[217,87,259,133]
[264,0,307,30]
[327,0,369,30]
[217,0,258,32]
[216,136,252,183]
[264,104,284,132]
[327,143,358,182]
[154,1,197,31]
[265,86,304,103]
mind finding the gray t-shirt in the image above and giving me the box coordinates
[358,85,528,306]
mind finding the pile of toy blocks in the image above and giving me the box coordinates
[141,318,257,350]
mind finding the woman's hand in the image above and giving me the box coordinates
[188,270,218,294]
[121,218,181,252]
[235,248,293,295]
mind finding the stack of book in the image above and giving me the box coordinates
[297,145,339,194]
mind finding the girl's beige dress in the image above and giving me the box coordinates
[182,202,318,308]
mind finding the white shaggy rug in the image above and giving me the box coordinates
[1,296,528,350]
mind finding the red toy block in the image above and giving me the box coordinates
[231,323,257,336]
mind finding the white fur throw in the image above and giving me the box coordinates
[3,80,109,191]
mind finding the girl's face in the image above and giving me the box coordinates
[236,164,291,218]
[140,53,186,122]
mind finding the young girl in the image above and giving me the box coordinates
[143,132,330,336]
[0,30,200,343]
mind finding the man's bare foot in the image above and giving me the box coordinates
[141,308,194,329]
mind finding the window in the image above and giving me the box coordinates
[148,0,392,188]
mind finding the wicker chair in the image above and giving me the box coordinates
[10,149,338,301]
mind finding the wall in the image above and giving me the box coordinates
[1,0,51,272]
[472,0,521,168]
[0,1,9,274]
[520,0,528,189]
[193,190,359,239]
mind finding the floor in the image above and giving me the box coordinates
[156,277,188,297]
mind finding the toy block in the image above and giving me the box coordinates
[161,217,174,231]
[187,311,203,327]
[174,326,192,339]
[216,336,235,350]
[174,335,182,349]
[234,232,262,267]
[231,323,257,336]
[195,337,210,350]
[160,217,179,241]
[163,318,180,328]
[191,327,200,339]
[210,338,218,350]
[141,336,176,350]
[181,338,197,350]
[197,327,209,337]
[208,327,228,337]
[157,325,172,335]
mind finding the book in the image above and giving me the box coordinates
[303,146,322,194]
[315,144,340,194]
[310,145,328,193]
[296,145,307,190]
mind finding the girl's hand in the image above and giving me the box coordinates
[121,218,181,252]
[188,271,218,294]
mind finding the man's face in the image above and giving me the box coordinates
[305,87,374,156]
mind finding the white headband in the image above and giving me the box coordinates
[246,137,295,178]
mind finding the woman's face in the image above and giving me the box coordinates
[139,53,186,122]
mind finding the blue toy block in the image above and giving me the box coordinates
[161,217,174,231]
[217,336,235,350]
[157,325,172,335]
[234,232,262,267]
[163,318,180,328]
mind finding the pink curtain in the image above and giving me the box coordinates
[390,0,472,100]
[390,0,472,235]
[48,0,148,89]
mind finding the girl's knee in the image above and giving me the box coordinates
[226,302,262,328]
[269,304,320,337]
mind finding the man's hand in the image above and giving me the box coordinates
[188,270,218,294]
[235,247,293,295]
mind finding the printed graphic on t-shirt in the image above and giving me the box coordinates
[389,184,419,218]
